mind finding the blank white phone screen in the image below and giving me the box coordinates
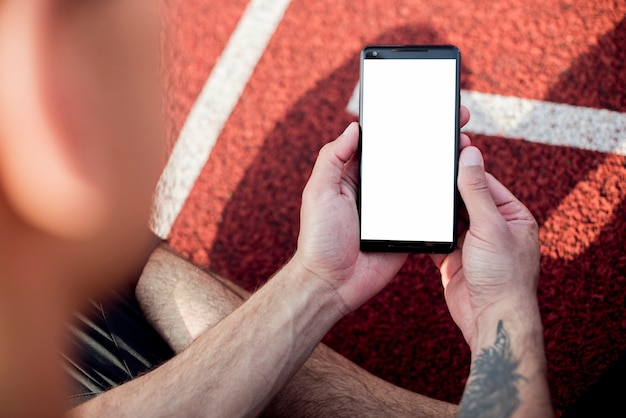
[360,58,457,242]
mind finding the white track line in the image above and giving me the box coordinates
[153,1,626,239]
[151,0,293,238]
[461,90,626,154]
[348,86,626,155]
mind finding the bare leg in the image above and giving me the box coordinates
[136,243,457,417]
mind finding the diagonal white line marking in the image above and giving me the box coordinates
[151,0,293,239]
[347,85,626,155]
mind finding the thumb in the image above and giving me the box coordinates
[457,146,500,227]
[303,123,359,204]
[305,122,359,196]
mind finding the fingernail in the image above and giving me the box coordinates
[460,147,483,167]
[342,122,357,135]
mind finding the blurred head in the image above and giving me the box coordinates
[0,0,163,302]
[0,2,164,415]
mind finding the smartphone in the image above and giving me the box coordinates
[358,45,461,253]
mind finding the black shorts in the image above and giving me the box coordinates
[61,283,174,408]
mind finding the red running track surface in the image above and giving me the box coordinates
[159,1,626,415]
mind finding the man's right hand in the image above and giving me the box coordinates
[432,145,540,351]
[432,145,553,417]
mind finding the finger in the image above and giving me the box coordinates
[484,173,517,208]
[459,132,471,150]
[484,172,536,224]
[457,146,502,227]
[430,252,446,269]
[430,216,467,269]
[337,123,361,197]
[343,147,360,194]
[430,234,464,279]
[305,122,359,196]
[460,105,470,128]
[459,106,471,150]
[331,122,360,163]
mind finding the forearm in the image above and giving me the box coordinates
[71,261,340,417]
[459,300,553,418]
[135,245,457,417]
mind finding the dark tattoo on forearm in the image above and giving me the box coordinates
[458,320,525,418]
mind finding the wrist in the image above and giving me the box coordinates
[472,298,546,363]
[286,253,351,319]
[462,299,552,417]
[269,259,346,338]
[180,260,348,416]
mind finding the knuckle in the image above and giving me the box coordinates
[317,141,334,159]
[463,173,489,192]
[520,210,539,233]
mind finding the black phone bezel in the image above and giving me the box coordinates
[358,45,461,254]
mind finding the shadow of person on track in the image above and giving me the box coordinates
[205,19,626,414]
